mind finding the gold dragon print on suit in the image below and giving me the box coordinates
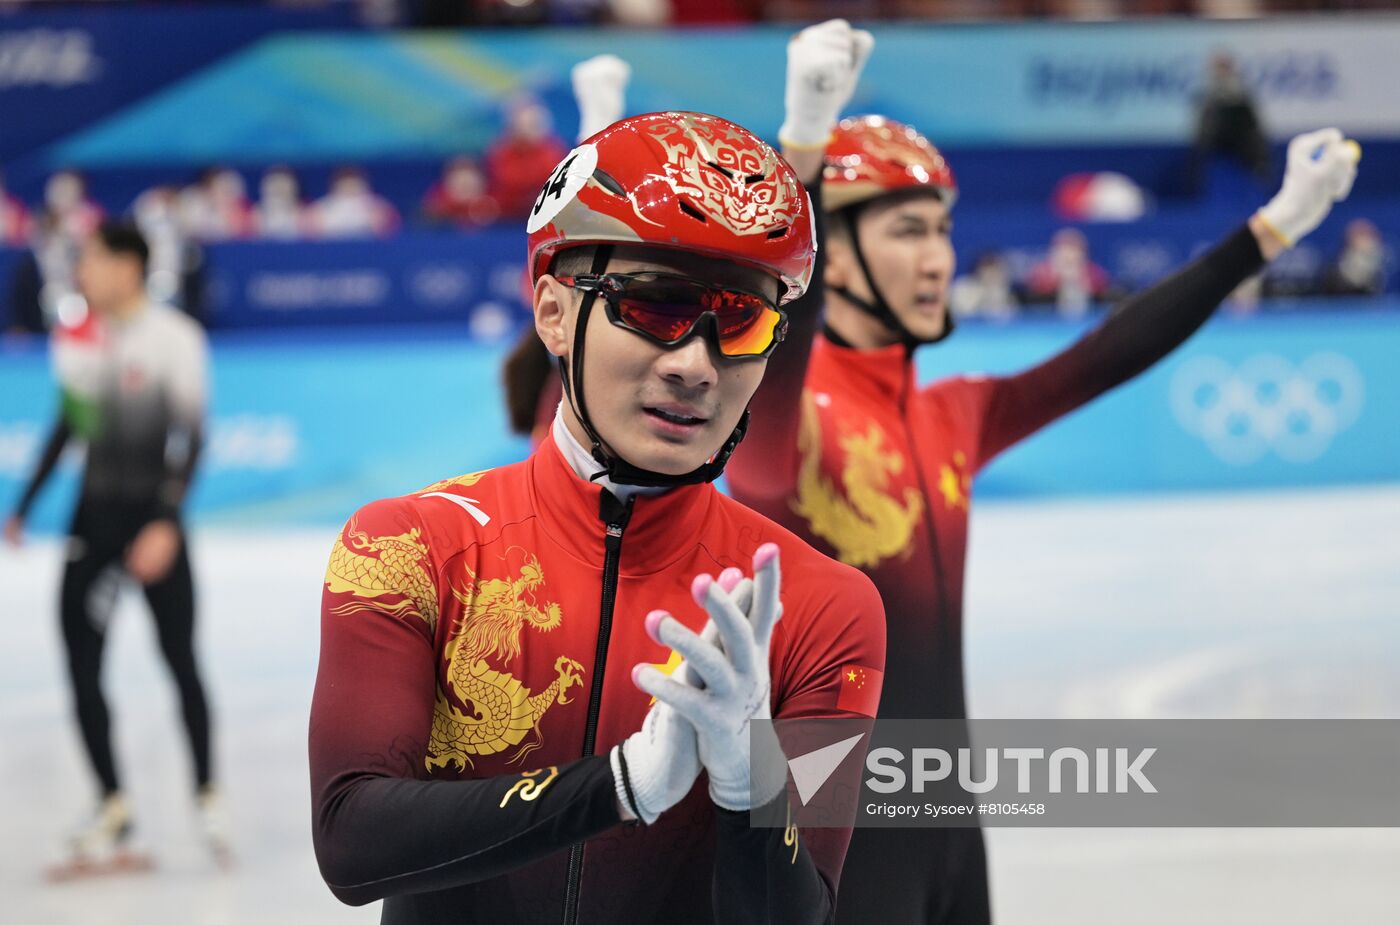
[325,520,439,632]
[426,550,585,772]
[791,391,923,569]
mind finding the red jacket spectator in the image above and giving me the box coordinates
[1,173,31,246]
[1025,228,1113,315]
[422,157,500,228]
[486,99,568,219]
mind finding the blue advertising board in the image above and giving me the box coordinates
[200,230,528,332]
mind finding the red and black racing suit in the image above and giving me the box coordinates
[310,427,887,924]
[726,186,1266,924]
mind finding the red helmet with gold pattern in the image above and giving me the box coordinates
[526,111,815,305]
[823,115,958,213]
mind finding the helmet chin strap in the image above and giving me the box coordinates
[829,206,955,349]
[555,245,751,489]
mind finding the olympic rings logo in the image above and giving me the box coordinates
[1168,352,1364,465]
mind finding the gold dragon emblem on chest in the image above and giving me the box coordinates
[790,391,924,569]
[427,551,584,772]
[325,521,584,774]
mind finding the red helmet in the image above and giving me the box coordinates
[526,111,815,305]
[823,115,958,213]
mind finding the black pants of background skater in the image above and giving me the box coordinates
[61,499,211,797]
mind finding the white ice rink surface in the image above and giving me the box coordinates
[2,485,1398,924]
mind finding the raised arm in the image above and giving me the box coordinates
[729,21,873,499]
[973,129,1359,468]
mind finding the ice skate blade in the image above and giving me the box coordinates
[44,851,156,883]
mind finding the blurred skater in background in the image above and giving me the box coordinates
[5,222,225,877]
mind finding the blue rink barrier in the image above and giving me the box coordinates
[0,303,1396,532]
[200,230,528,331]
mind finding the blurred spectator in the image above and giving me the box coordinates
[486,97,568,219]
[23,171,103,324]
[311,167,400,238]
[1,170,32,246]
[615,0,678,24]
[131,183,205,316]
[1323,219,1387,297]
[1260,243,1323,299]
[950,252,1020,322]
[179,167,253,241]
[421,156,500,228]
[1025,228,1116,317]
[1193,51,1271,190]
[132,184,186,298]
[255,166,311,240]
[45,169,103,243]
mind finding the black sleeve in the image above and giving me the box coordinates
[314,754,623,906]
[155,419,203,521]
[13,416,72,520]
[727,183,826,500]
[711,797,834,925]
[976,224,1265,467]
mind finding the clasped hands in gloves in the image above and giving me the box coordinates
[610,543,788,824]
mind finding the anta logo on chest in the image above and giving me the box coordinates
[417,470,493,526]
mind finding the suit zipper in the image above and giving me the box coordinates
[561,492,634,925]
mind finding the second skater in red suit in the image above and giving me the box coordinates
[725,20,1362,925]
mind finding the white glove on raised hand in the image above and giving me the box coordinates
[777,19,875,150]
[611,648,703,824]
[634,544,787,811]
[1256,128,1361,247]
[572,54,631,142]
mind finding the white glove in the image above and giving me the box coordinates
[1256,127,1360,247]
[634,544,787,811]
[777,19,875,150]
[572,54,631,142]
[611,643,703,824]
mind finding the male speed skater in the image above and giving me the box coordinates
[6,221,222,876]
[723,20,1362,925]
[310,111,887,924]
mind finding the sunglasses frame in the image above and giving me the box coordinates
[556,271,788,359]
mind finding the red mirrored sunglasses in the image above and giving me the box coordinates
[556,272,788,359]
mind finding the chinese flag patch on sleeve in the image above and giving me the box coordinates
[835,664,884,717]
